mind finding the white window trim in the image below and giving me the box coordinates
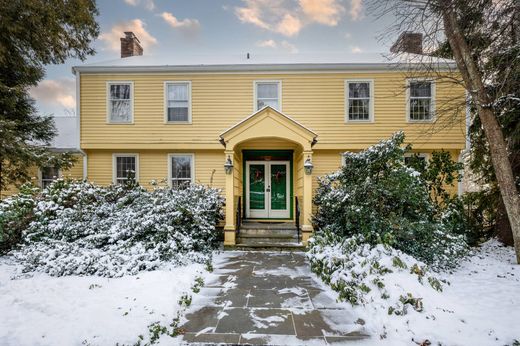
[164,81,192,124]
[38,167,62,188]
[112,153,140,184]
[406,79,436,123]
[167,153,195,187]
[253,80,282,112]
[106,81,134,124]
[345,79,375,123]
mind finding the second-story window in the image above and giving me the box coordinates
[346,80,373,121]
[255,81,280,111]
[108,82,133,123]
[166,82,191,123]
[408,80,434,121]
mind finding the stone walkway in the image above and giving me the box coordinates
[178,251,368,345]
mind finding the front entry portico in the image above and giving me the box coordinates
[219,106,318,246]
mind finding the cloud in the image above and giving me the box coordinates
[99,19,157,52]
[344,32,352,39]
[351,46,363,53]
[299,0,345,25]
[280,40,299,53]
[161,12,201,34]
[257,39,277,48]
[234,0,348,37]
[349,0,363,21]
[276,13,302,37]
[123,0,155,11]
[256,39,298,53]
[30,78,76,111]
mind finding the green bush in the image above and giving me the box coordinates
[313,132,468,269]
[0,184,39,254]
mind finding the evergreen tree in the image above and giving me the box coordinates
[0,0,99,193]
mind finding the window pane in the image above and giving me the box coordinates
[116,156,136,180]
[410,98,432,120]
[110,100,131,122]
[349,82,370,98]
[42,167,59,180]
[168,107,189,122]
[410,82,431,97]
[348,99,370,120]
[257,83,278,99]
[172,156,191,180]
[168,84,188,101]
[257,99,279,110]
[110,84,130,100]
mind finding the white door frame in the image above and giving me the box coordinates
[245,160,291,219]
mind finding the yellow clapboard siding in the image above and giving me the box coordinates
[85,149,226,191]
[80,72,466,150]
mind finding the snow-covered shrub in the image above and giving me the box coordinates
[0,184,39,254]
[307,230,446,311]
[313,132,468,269]
[8,179,223,277]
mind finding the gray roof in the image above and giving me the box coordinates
[73,52,457,73]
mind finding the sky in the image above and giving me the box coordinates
[30,0,396,117]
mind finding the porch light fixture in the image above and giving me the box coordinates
[304,156,313,175]
[224,155,234,175]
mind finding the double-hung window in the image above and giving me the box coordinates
[346,80,373,121]
[108,82,133,123]
[408,80,434,121]
[165,82,191,123]
[255,81,281,111]
[113,154,138,184]
[169,154,194,188]
[40,167,60,188]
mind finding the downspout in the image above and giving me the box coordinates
[74,68,88,180]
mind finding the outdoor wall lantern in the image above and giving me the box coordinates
[304,156,313,175]
[224,155,234,175]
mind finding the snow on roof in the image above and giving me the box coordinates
[73,52,457,73]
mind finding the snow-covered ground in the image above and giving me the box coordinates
[0,258,207,345]
[0,241,519,346]
[349,239,520,346]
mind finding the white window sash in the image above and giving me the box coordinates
[112,154,139,184]
[107,82,133,124]
[164,81,192,123]
[345,80,374,122]
[168,154,195,188]
[407,80,435,122]
[254,80,281,111]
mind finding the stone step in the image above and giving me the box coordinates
[232,242,306,251]
[238,229,297,237]
[240,222,297,231]
[237,235,298,244]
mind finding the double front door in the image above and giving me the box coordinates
[246,161,290,219]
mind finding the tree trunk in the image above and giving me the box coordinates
[441,1,520,262]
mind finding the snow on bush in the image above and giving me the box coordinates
[308,231,445,310]
[313,131,468,269]
[2,179,223,277]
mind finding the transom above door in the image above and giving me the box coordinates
[246,161,290,219]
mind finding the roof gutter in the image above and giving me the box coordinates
[72,62,458,74]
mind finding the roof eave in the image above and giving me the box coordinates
[73,62,458,74]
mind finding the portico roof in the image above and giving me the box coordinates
[219,106,318,151]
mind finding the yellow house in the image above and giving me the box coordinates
[63,33,467,246]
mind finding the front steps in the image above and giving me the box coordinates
[233,221,305,251]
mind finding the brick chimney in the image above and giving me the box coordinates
[120,32,143,58]
[390,32,423,54]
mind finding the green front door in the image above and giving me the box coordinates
[246,161,290,218]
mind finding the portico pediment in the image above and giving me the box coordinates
[219,106,318,150]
